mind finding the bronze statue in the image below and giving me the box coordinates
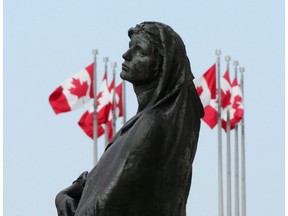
[56,22,204,216]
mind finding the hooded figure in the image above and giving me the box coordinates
[56,22,204,216]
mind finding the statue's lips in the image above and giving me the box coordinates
[122,64,130,72]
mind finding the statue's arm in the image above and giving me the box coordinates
[55,171,88,216]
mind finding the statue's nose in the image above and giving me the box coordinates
[122,50,132,61]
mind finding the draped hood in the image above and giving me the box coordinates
[112,21,204,141]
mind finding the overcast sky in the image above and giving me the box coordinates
[3,0,285,215]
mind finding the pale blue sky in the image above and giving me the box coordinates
[4,0,284,215]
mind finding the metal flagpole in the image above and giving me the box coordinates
[92,49,99,166]
[239,67,246,216]
[225,55,232,216]
[103,57,109,146]
[216,49,224,216]
[111,62,117,136]
[233,60,240,216]
[122,80,127,124]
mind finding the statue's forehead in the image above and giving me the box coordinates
[129,34,152,48]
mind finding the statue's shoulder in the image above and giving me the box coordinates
[135,110,167,134]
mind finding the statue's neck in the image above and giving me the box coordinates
[133,80,158,113]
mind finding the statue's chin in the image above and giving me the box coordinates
[120,70,132,83]
[121,70,157,86]
[120,70,125,79]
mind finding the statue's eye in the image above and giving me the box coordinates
[138,47,146,57]
[129,42,133,48]
[139,51,145,57]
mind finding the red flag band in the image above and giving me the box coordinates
[49,64,94,114]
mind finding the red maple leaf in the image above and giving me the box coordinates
[96,92,103,107]
[232,95,242,109]
[97,91,102,100]
[221,89,231,108]
[197,86,203,96]
[69,78,89,98]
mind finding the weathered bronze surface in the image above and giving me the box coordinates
[56,22,204,216]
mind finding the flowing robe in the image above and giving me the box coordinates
[73,22,204,216]
[76,85,202,216]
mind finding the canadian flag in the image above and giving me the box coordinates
[229,78,244,129]
[220,71,233,130]
[78,72,111,139]
[49,63,94,114]
[221,75,244,130]
[78,78,123,140]
[193,64,216,107]
[203,71,232,130]
[107,81,123,141]
[199,70,244,131]
[193,64,217,128]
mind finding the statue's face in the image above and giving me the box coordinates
[120,34,158,83]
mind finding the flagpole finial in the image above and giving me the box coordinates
[233,61,239,66]
[103,57,109,63]
[92,49,99,55]
[215,49,222,56]
[239,67,245,73]
[234,61,239,79]
[111,62,117,68]
[225,56,231,62]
